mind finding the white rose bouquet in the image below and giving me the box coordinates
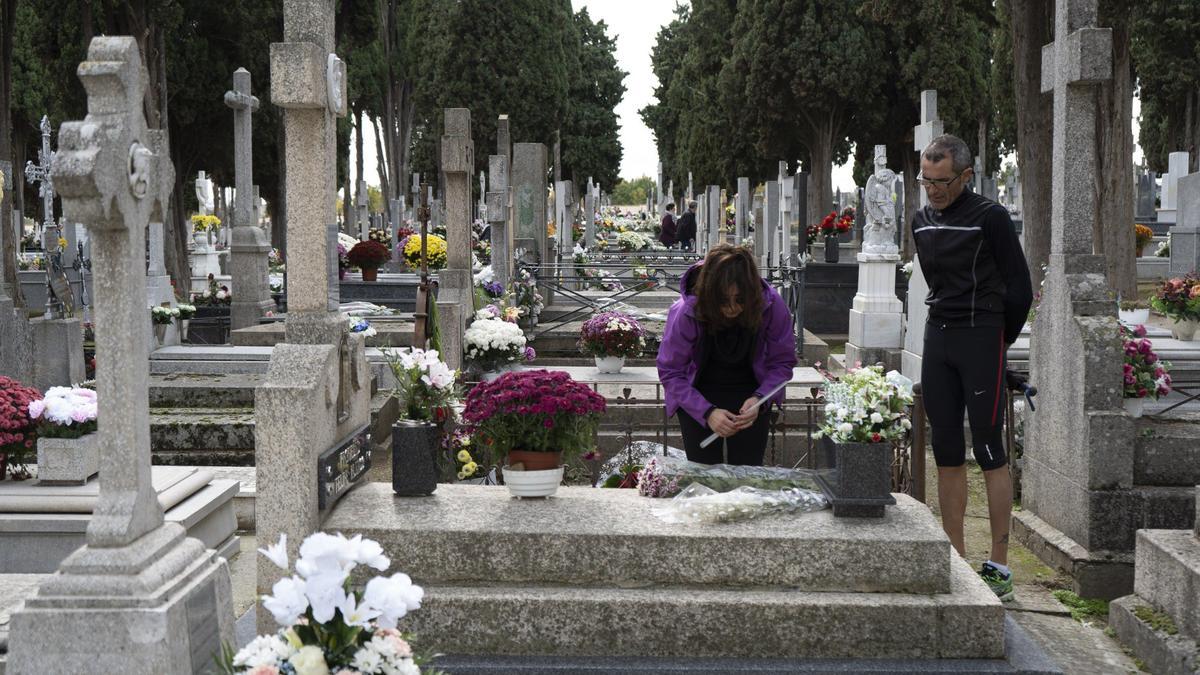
[221,531,437,675]
[816,366,914,444]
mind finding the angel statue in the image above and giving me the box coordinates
[863,145,899,256]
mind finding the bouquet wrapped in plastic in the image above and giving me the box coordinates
[653,483,829,524]
[637,455,824,498]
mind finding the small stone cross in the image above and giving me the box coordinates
[224,68,259,229]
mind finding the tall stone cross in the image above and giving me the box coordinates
[736,177,750,242]
[25,114,74,318]
[271,0,348,343]
[913,90,944,210]
[437,108,474,371]
[53,37,175,548]
[24,115,56,234]
[226,67,273,330]
[487,153,511,289]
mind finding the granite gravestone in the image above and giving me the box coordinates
[1170,172,1200,277]
[436,108,475,372]
[7,37,234,673]
[901,89,943,381]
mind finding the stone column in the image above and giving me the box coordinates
[584,177,595,249]
[735,177,749,242]
[226,67,273,331]
[487,154,511,289]
[8,37,234,673]
[437,108,474,372]
[764,180,779,269]
[901,89,943,381]
[1170,172,1200,277]
[706,185,721,251]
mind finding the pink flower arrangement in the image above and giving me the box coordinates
[0,376,41,479]
[29,386,98,439]
[579,311,646,359]
[1121,324,1172,399]
[462,370,605,459]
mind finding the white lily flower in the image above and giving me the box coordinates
[262,575,308,628]
[257,533,288,570]
[304,569,349,624]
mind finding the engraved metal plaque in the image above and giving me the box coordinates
[317,424,371,512]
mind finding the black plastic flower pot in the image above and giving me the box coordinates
[392,420,440,496]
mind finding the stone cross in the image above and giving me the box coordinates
[25,114,74,318]
[225,67,273,330]
[487,154,511,289]
[763,180,779,269]
[24,115,56,233]
[53,36,175,548]
[1171,172,1200,277]
[736,177,749,242]
[437,108,474,371]
[687,172,694,202]
[478,170,486,221]
[913,90,944,210]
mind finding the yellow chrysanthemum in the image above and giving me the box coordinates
[402,234,447,270]
[456,449,472,463]
[463,461,478,476]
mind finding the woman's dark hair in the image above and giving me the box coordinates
[693,244,763,332]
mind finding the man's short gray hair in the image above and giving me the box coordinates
[922,134,972,173]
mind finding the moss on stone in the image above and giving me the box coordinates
[1132,604,1178,635]
[1052,589,1109,622]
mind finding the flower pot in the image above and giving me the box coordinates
[179,319,190,342]
[816,436,895,518]
[153,323,167,346]
[1118,309,1149,326]
[507,449,563,471]
[824,234,840,263]
[361,266,379,282]
[37,433,99,485]
[392,420,440,496]
[482,364,521,382]
[1135,245,1145,258]
[1123,397,1146,418]
[502,465,564,498]
[193,231,208,251]
[1170,318,1199,341]
[594,355,625,374]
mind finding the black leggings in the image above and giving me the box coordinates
[922,323,1008,471]
[677,388,770,466]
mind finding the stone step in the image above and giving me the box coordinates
[1135,414,1200,486]
[1132,529,1200,641]
[150,407,255,465]
[393,558,1002,660]
[149,373,262,407]
[329,484,949,592]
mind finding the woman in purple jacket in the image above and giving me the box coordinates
[656,244,797,465]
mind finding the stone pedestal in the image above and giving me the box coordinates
[845,254,903,370]
[0,295,34,384]
[30,316,85,391]
[7,524,235,674]
[229,225,273,330]
[190,247,223,279]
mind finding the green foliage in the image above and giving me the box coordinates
[611,176,656,206]
[1052,590,1110,623]
[1132,0,1200,171]
[640,3,691,189]
[1132,605,1178,635]
[562,8,627,190]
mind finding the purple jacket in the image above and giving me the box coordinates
[656,263,797,428]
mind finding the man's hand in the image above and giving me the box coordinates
[734,396,761,429]
[706,408,740,438]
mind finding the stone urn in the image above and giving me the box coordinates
[37,432,99,485]
[824,234,840,263]
[391,420,440,496]
[192,230,208,251]
[816,436,895,518]
[594,355,625,374]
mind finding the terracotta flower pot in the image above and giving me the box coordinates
[361,266,379,282]
[506,449,562,471]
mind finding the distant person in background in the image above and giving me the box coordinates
[676,201,698,250]
[659,203,678,247]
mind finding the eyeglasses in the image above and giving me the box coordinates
[916,169,967,190]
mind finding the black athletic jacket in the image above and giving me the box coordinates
[911,190,1033,345]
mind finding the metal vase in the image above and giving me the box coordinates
[823,234,840,263]
[392,420,440,496]
[153,322,167,346]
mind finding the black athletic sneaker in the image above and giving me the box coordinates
[980,562,1015,602]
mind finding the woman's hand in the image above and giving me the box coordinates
[734,396,761,429]
[706,408,741,437]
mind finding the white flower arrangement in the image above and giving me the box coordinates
[151,305,180,325]
[383,348,459,422]
[223,531,430,674]
[616,230,651,251]
[175,303,197,320]
[900,261,914,279]
[28,386,97,430]
[816,366,914,444]
[464,317,527,372]
[348,317,377,338]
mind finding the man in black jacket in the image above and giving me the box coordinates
[912,134,1032,602]
[676,201,698,250]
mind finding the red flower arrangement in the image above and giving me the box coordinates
[0,376,42,479]
[816,211,853,236]
[462,370,606,460]
[347,240,391,270]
